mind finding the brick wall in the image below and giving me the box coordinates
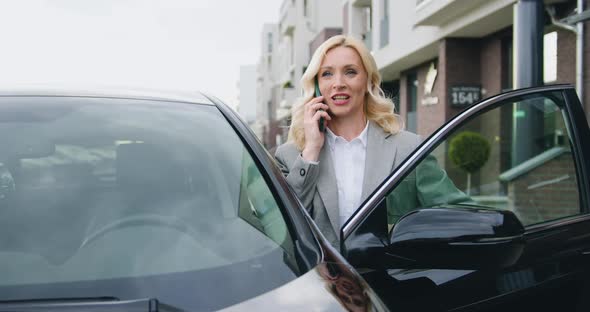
[414,60,446,137]
[441,38,482,121]
[556,28,576,85]
[508,154,580,225]
[480,36,503,98]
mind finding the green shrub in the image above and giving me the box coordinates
[448,131,491,174]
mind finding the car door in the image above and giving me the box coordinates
[341,85,590,311]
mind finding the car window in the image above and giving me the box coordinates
[386,91,582,227]
[0,96,300,311]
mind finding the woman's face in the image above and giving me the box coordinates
[317,46,368,120]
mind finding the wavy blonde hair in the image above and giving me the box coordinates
[287,35,403,150]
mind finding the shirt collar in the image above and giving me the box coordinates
[326,121,369,149]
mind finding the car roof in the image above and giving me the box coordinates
[0,85,215,105]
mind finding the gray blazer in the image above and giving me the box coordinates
[274,121,422,247]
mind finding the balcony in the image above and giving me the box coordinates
[414,0,489,27]
[279,0,296,36]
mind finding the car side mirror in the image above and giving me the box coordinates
[386,207,525,270]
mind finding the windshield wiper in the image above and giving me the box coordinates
[0,297,184,312]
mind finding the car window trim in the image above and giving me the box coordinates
[525,213,590,234]
[342,84,578,240]
[562,88,590,214]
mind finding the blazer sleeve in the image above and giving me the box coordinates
[385,132,471,224]
[274,143,320,211]
[415,154,472,207]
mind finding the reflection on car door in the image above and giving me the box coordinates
[342,85,590,311]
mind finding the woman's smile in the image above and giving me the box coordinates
[331,93,351,105]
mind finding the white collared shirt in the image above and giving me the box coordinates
[325,122,369,228]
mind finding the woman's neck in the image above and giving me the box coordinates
[328,113,367,141]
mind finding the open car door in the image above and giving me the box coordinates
[342,85,590,311]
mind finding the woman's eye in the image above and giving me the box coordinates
[320,71,332,77]
[345,70,357,75]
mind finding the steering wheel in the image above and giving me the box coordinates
[79,214,199,249]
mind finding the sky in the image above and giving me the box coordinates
[0,0,281,107]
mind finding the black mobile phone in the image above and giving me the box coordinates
[315,78,326,132]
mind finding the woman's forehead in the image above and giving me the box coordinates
[321,46,364,68]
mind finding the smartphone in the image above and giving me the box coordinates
[315,78,326,132]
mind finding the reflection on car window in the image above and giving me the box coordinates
[388,92,581,227]
[238,152,294,257]
[0,163,15,199]
[0,97,299,311]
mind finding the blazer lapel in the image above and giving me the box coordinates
[316,145,340,234]
[361,121,398,202]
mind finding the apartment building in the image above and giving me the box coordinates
[257,0,343,149]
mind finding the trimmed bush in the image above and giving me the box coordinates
[448,131,491,174]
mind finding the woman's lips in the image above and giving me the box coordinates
[332,94,350,105]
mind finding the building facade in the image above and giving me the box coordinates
[345,0,588,137]
[256,0,343,149]
[255,24,280,144]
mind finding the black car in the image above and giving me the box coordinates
[0,85,588,312]
[0,87,387,312]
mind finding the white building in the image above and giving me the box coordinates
[254,23,280,143]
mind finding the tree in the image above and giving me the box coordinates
[448,131,491,195]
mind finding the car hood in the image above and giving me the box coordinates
[220,263,388,311]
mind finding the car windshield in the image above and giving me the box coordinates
[0,96,300,311]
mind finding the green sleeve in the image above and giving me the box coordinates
[387,155,470,224]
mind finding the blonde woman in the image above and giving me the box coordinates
[275,35,466,247]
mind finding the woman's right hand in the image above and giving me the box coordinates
[301,96,331,162]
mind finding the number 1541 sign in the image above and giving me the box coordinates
[450,86,481,107]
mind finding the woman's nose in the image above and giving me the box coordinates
[333,74,346,89]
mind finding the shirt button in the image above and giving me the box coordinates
[300,168,306,176]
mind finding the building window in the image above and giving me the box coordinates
[543,31,557,83]
[304,0,309,17]
[267,32,273,53]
